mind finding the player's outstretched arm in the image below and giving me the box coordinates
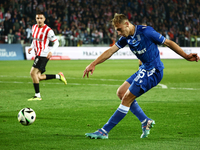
[83,45,119,78]
[163,39,199,62]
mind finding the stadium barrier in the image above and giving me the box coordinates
[0,44,24,60]
[25,46,200,60]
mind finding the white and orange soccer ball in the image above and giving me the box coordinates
[18,108,36,126]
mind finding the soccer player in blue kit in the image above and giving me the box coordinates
[83,13,199,139]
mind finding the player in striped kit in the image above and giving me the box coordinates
[28,11,67,101]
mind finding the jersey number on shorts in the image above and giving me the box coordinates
[34,57,39,66]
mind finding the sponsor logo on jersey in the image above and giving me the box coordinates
[132,48,146,55]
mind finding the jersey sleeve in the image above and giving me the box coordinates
[115,36,127,49]
[47,29,57,42]
[144,26,166,45]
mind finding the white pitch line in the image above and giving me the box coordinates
[0,81,120,87]
[0,75,199,90]
[157,83,168,89]
[169,87,195,90]
[0,80,199,90]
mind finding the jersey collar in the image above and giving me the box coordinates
[128,25,137,39]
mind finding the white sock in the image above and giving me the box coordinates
[35,93,41,98]
[56,74,60,79]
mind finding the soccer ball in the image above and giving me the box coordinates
[18,108,36,126]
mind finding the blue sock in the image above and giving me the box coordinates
[130,100,148,122]
[103,104,129,133]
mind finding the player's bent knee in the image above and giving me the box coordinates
[38,74,46,81]
[116,88,124,100]
[30,71,36,77]
[38,74,43,80]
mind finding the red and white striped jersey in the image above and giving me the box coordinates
[31,24,57,57]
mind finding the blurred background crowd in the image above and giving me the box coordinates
[0,0,200,47]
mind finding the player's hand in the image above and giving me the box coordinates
[186,53,199,62]
[28,48,32,54]
[47,52,52,59]
[83,64,95,78]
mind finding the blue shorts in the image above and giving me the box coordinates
[126,68,163,97]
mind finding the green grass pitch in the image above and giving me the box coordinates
[0,59,200,150]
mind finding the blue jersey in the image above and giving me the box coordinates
[116,25,166,71]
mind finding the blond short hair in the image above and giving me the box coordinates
[111,13,128,26]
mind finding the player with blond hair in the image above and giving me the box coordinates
[83,13,199,139]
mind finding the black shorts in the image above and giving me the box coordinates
[32,56,49,74]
